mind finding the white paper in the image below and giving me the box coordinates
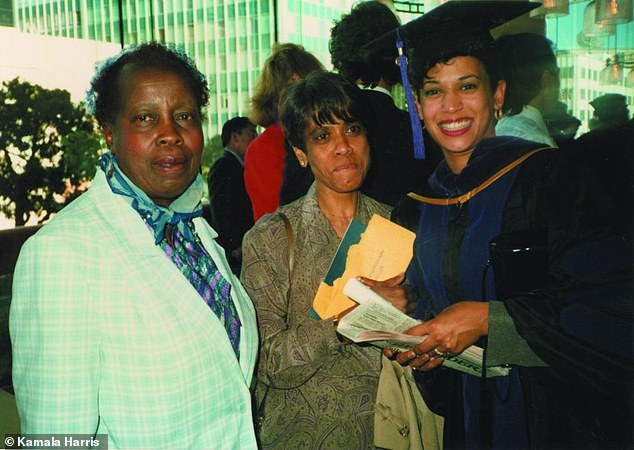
[338,278,510,378]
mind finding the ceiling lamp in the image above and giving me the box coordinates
[531,0,570,17]
[599,57,624,84]
[544,0,570,15]
[596,0,633,24]
[583,1,617,36]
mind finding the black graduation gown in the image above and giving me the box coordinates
[392,136,556,449]
[359,89,442,206]
[502,121,634,449]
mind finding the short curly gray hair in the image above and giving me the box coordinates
[87,42,209,127]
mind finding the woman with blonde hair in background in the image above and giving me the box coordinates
[244,43,323,222]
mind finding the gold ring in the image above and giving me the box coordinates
[429,348,447,359]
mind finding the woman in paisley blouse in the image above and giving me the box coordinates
[241,71,408,449]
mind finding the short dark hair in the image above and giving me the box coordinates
[221,117,254,147]
[329,1,401,87]
[279,71,370,151]
[496,33,558,115]
[87,42,209,127]
[408,38,501,92]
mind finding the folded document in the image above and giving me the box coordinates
[337,278,510,378]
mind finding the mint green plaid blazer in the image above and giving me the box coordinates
[10,170,259,449]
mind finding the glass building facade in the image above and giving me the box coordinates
[12,0,358,139]
[0,0,12,26]
[10,0,634,138]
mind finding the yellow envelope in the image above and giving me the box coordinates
[311,214,415,320]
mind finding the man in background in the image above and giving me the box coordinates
[588,93,630,131]
[496,33,561,147]
[208,117,257,274]
[328,1,441,205]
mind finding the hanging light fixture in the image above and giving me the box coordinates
[531,0,570,17]
[599,58,623,84]
[583,1,617,37]
[614,53,634,85]
[544,0,570,15]
[596,18,633,86]
[599,54,632,85]
[595,0,633,24]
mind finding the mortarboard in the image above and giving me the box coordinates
[590,93,628,117]
[368,1,541,68]
[362,1,540,160]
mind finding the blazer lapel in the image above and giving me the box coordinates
[89,170,250,374]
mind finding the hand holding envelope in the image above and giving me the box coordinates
[310,214,416,320]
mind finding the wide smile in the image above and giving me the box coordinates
[438,118,473,136]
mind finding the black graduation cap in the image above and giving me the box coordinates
[362,1,540,160]
[366,1,540,68]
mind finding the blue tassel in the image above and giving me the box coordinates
[397,30,425,160]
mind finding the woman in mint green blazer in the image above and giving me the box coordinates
[10,43,259,449]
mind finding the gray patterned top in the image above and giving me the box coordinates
[241,183,391,449]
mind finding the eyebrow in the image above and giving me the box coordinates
[307,125,329,136]
[423,74,481,85]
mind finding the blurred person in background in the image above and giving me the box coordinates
[245,43,323,221]
[587,93,630,131]
[543,100,581,147]
[495,32,561,147]
[328,0,442,205]
[207,116,258,275]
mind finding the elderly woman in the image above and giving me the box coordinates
[10,43,258,448]
[240,71,406,449]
